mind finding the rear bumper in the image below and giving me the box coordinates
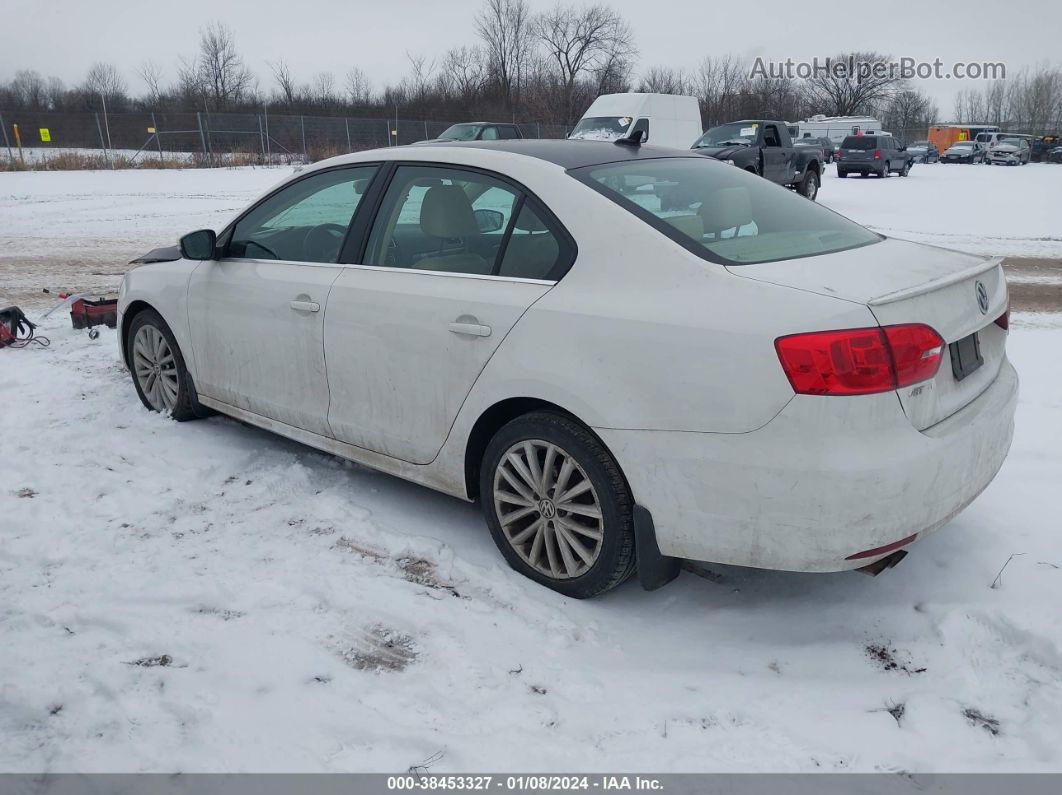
[598,358,1018,572]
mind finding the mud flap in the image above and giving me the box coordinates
[633,505,681,591]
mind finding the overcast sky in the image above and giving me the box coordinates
[3,0,1059,116]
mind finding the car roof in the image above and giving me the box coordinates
[376,139,701,169]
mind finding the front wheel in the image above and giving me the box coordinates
[480,412,636,598]
[126,309,205,421]
[900,160,911,177]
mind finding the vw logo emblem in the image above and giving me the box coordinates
[975,281,989,314]
[538,499,557,519]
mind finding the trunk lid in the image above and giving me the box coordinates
[728,238,1008,429]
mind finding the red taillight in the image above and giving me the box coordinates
[836,149,843,160]
[873,149,882,159]
[775,324,944,396]
[994,304,1010,330]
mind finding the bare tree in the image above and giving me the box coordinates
[476,0,533,111]
[193,22,255,111]
[638,66,690,95]
[800,52,906,116]
[269,59,298,105]
[345,66,373,106]
[534,3,636,124]
[138,61,164,107]
[83,61,127,109]
[438,46,487,106]
[9,70,49,109]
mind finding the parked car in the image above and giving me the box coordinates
[906,141,939,163]
[119,139,1017,598]
[836,134,914,177]
[423,122,523,143]
[1048,145,1062,164]
[691,120,823,199]
[794,135,835,164]
[941,140,985,163]
[988,137,1032,166]
[1032,135,1061,162]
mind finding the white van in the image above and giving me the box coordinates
[568,93,703,149]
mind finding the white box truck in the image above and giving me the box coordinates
[568,93,703,149]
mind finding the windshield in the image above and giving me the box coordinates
[1001,138,1023,146]
[693,122,761,147]
[952,142,976,148]
[438,124,483,141]
[910,141,929,148]
[573,157,880,266]
[569,116,633,141]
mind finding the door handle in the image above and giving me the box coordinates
[289,300,320,313]
[448,321,492,338]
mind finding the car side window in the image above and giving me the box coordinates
[364,165,519,275]
[479,126,500,141]
[498,126,520,140]
[764,125,781,147]
[498,203,564,280]
[363,165,569,280]
[228,166,377,263]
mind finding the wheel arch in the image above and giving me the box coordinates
[462,397,630,502]
[120,300,158,362]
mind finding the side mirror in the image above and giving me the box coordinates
[180,229,217,260]
[473,208,505,233]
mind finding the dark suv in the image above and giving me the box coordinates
[836,135,913,178]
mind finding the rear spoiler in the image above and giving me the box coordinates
[868,257,1003,307]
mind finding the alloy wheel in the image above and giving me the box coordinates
[492,439,604,580]
[132,324,180,413]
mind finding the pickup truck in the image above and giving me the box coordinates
[691,120,823,200]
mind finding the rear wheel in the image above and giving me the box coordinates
[900,160,911,177]
[837,169,848,178]
[799,170,819,200]
[480,411,636,598]
[126,309,206,421]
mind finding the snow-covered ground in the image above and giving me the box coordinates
[2,161,1062,773]
[2,314,1061,772]
[818,162,1062,258]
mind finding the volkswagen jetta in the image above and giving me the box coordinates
[119,140,1018,598]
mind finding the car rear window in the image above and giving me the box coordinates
[841,136,877,150]
[572,157,880,266]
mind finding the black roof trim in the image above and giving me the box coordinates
[425,139,701,169]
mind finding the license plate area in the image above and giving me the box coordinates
[949,332,983,381]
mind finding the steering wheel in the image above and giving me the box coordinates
[302,223,348,262]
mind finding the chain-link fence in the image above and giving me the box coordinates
[0,109,571,168]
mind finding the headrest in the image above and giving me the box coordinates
[420,185,479,238]
[699,187,752,234]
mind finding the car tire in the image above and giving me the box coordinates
[480,411,636,599]
[126,309,207,422]
[878,163,888,178]
[837,169,848,178]
[800,170,819,200]
[900,160,911,177]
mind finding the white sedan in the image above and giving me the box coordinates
[118,140,1018,598]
